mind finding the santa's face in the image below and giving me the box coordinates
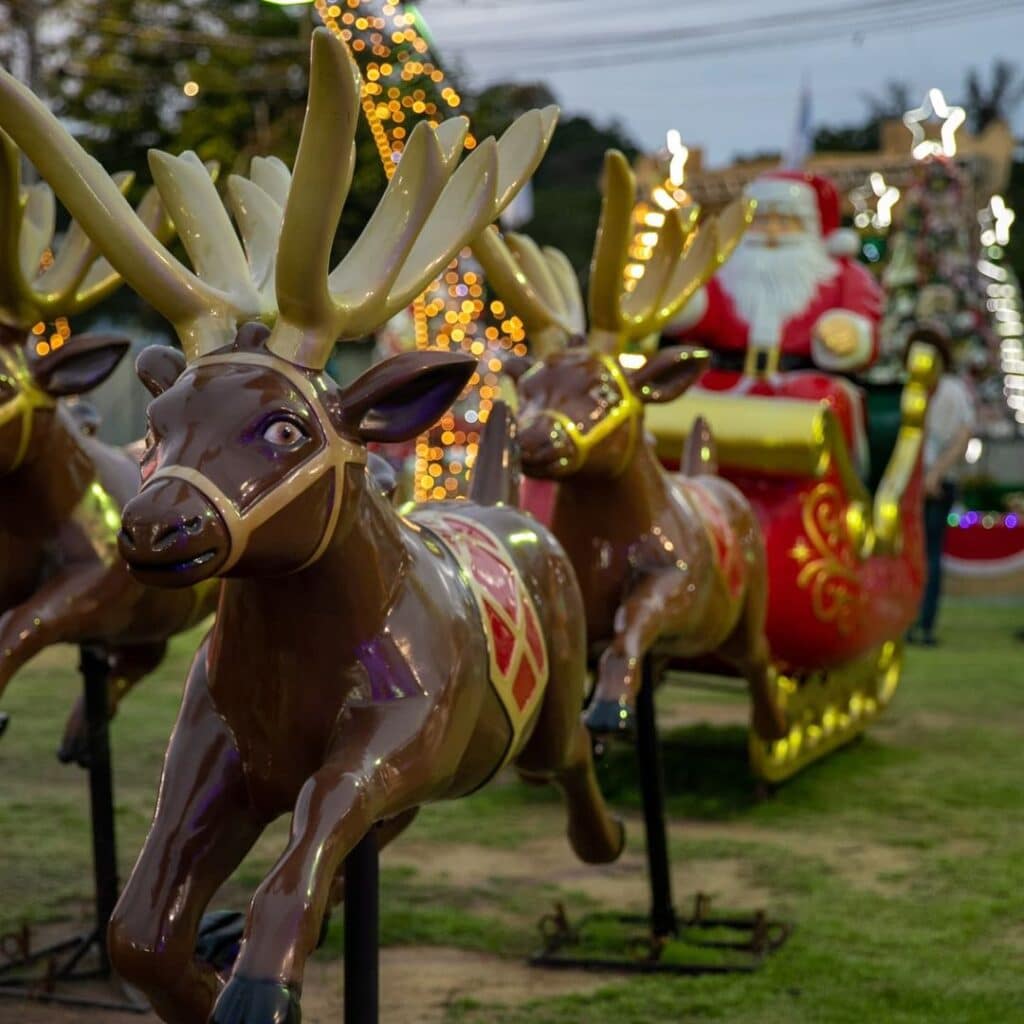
[717,214,839,348]
[749,211,805,248]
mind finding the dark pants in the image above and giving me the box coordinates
[918,482,956,636]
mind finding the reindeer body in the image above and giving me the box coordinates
[514,347,785,738]
[0,336,216,762]
[470,151,783,737]
[106,341,620,1024]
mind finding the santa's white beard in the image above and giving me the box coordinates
[717,233,839,349]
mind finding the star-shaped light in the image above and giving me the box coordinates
[979,194,1015,247]
[903,88,965,160]
[851,172,901,229]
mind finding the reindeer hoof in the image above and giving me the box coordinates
[196,910,246,972]
[210,977,300,1024]
[56,731,91,768]
[584,698,634,736]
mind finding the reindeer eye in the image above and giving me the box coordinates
[262,417,308,448]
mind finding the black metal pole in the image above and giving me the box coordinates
[344,831,379,1024]
[80,644,119,975]
[636,656,678,940]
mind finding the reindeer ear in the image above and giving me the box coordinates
[136,344,187,397]
[626,346,709,404]
[339,350,477,443]
[28,333,130,397]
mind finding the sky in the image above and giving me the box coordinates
[415,0,1024,166]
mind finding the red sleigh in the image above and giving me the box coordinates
[645,344,939,780]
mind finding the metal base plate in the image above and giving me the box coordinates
[0,924,148,1013]
[531,894,791,975]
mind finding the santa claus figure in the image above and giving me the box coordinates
[666,170,883,375]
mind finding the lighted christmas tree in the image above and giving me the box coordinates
[316,0,527,499]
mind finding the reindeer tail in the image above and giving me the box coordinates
[469,400,520,507]
[681,415,718,476]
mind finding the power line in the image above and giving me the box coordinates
[434,0,988,53]
[460,0,1023,76]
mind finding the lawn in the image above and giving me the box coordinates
[0,598,1022,1022]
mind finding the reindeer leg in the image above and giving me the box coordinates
[516,618,624,864]
[108,650,266,1024]
[212,699,443,1024]
[718,581,788,741]
[0,564,113,712]
[58,641,167,766]
[584,568,686,735]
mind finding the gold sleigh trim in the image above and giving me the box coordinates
[789,482,864,635]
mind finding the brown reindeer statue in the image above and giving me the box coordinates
[0,131,220,764]
[471,150,787,742]
[0,29,623,1024]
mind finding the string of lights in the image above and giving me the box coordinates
[314,0,526,500]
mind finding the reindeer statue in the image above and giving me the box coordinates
[0,130,220,764]
[0,29,624,1023]
[471,150,787,743]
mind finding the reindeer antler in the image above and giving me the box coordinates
[266,29,559,369]
[0,29,557,369]
[587,150,755,353]
[471,226,585,356]
[475,150,755,356]
[0,130,178,330]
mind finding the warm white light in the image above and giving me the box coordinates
[619,353,647,370]
[904,88,966,159]
[665,129,689,188]
[652,187,677,212]
[965,437,983,464]
[183,81,199,97]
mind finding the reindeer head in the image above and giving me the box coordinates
[0,129,173,473]
[0,29,556,585]
[0,333,130,474]
[473,151,752,480]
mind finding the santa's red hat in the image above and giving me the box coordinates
[746,170,859,256]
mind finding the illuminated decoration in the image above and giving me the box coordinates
[976,195,1024,432]
[903,88,966,160]
[980,194,1015,247]
[947,510,1022,529]
[314,0,525,499]
[850,171,900,230]
[625,128,698,297]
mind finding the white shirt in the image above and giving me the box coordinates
[923,374,976,475]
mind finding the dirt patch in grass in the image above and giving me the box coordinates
[1,948,605,1024]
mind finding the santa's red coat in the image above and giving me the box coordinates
[665,257,883,366]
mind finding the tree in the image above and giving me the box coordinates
[53,1,311,183]
[965,59,1024,133]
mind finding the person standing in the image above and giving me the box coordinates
[908,323,976,646]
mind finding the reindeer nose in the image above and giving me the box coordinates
[118,478,230,585]
[518,414,570,463]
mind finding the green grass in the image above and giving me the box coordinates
[1,599,1023,1022]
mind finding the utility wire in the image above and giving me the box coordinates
[433,0,991,52]
[459,0,1022,75]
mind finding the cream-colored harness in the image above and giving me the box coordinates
[0,346,55,471]
[142,352,366,573]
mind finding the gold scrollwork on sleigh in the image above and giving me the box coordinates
[789,482,864,635]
